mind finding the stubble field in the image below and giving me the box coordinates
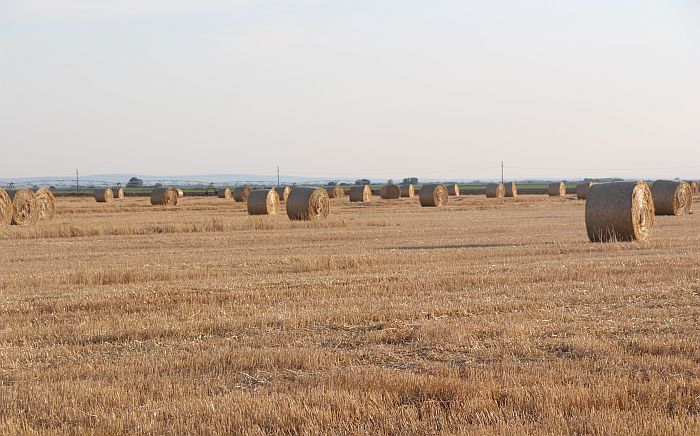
[1,194,699,435]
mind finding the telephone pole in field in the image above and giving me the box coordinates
[501,161,504,184]
[277,166,280,186]
[76,169,79,195]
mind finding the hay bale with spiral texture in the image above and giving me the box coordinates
[548,182,566,197]
[446,184,460,196]
[380,184,401,199]
[113,187,125,200]
[275,186,291,202]
[325,186,344,199]
[688,181,699,194]
[486,183,505,198]
[8,189,39,226]
[651,180,692,216]
[400,184,415,198]
[150,187,178,206]
[218,188,232,199]
[34,188,56,221]
[0,188,12,227]
[176,189,184,198]
[233,187,252,203]
[247,189,280,215]
[286,187,329,221]
[504,182,518,198]
[94,188,113,203]
[419,184,448,207]
[349,185,371,203]
[576,182,594,200]
[585,181,654,242]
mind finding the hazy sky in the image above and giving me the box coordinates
[1,0,698,181]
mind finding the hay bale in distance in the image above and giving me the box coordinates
[0,188,12,227]
[349,185,371,203]
[651,180,693,216]
[176,189,184,198]
[446,184,460,196]
[380,184,401,199]
[275,186,291,202]
[325,186,344,199]
[576,182,594,200]
[504,182,518,198]
[151,187,178,206]
[8,189,39,226]
[486,183,505,198]
[94,188,114,203]
[419,184,448,207]
[113,187,125,200]
[247,189,280,215]
[218,188,232,199]
[400,184,415,198]
[233,187,252,203]
[687,181,698,195]
[585,181,654,242]
[286,187,329,221]
[34,188,56,221]
[548,182,566,197]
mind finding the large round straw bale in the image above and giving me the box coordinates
[113,187,125,200]
[651,180,692,216]
[94,188,113,203]
[233,186,252,202]
[0,188,12,227]
[325,186,344,199]
[218,188,232,199]
[504,182,517,198]
[576,182,594,200]
[8,189,39,226]
[275,186,291,202]
[380,184,401,199]
[486,183,505,198]
[685,181,698,195]
[247,189,280,215]
[400,184,415,198]
[419,184,449,207]
[548,182,566,197]
[286,187,329,221]
[176,189,184,198]
[349,185,371,203]
[446,184,460,196]
[34,188,56,221]
[585,181,654,242]
[150,187,178,206]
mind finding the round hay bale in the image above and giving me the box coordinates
[689,181,699,194]
[485,183,505,198]
[325,186,344,199]
[446,184,460,196]
[400,184,415,198]
[176,189,184,198]
[218,188,232,199]
[576,182,594,200]
[585,181,654,242]
[419,184,448,207]
[8,189,39,226]
[34,188,56,221]
[380,184,401,199]
[0,188,12,227]
[150,187,178,206]
[275,186,291,202]
[349,185,371,203]
[233,187,252,203]
[113,187,125,200]
[286,187,329,221]
[247,189,280,216]
[651,180,693,216]
[504,182,518,198]
[548,182,566,197]
[94,188,114,203]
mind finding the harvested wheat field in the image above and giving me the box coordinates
[0,194,699,435]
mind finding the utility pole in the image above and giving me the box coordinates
[501,161,504,184]
[76,169,79,196]
[277,166,280,187]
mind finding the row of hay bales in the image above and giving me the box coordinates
[95,187,184,206]
[241,187,329,221]
[0,188,56,227]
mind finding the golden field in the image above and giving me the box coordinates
[1,194,699,435]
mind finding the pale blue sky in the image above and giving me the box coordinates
[1,0,698,180]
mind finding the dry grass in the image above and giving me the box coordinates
[1,195,699,435]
